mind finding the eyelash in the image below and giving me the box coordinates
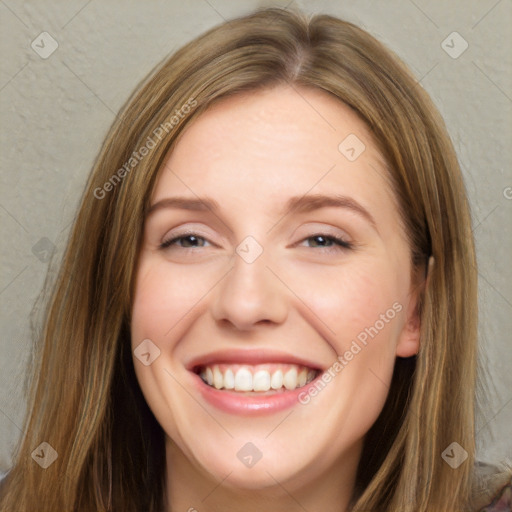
[159,233,353,252]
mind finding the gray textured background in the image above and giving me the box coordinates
[1,0,511,474]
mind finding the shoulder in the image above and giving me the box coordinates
[471,460,512,511]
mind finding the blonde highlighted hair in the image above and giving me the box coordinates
[0,7,478,511]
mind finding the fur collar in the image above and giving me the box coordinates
[472,461,512,511]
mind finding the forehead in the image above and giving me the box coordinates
[152,85,398,222]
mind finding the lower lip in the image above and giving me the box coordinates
[192,372,320,415]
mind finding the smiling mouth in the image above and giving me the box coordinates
[194,363,320,393]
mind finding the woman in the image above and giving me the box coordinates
[0,7,510,512]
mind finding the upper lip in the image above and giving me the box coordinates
[186,348,325,372]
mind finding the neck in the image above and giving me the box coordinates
[163,436,361,512]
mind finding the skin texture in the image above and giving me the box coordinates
[130,85,424,512]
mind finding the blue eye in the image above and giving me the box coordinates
[159,234,209,250]
[301,234,352,251]
[159,233,352,252]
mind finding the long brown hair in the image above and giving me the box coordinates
[0,7,478,511]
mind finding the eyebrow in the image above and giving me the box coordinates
[147,193,377,229]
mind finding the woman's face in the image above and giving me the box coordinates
[131,85,422,494]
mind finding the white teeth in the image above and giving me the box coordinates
[224,368,235,389]
[270,369,283,390]
[199,364,318,392]
[298,368,307,387]
[213,366,223,389]
[234,368,253,391]
[253,370,271,391]
[283,367,298,390]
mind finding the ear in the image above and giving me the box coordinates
[396,256,434,358]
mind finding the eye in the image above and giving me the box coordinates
[159,233,211,250]
[159,232,353,252]
[298,234,353,252]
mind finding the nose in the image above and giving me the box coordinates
[211,246,288,331]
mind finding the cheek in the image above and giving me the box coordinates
[291,261,404,413]
[130,258,214,441]
[131,258,211,343]
[294,261,404,344]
